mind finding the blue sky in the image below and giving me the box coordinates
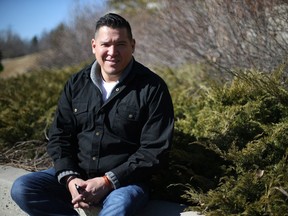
[0,0,106,40]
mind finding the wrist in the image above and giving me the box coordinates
[65,175,77,189]
[103,175,113,190]
[58,170,80,184]
[105,171,120,189]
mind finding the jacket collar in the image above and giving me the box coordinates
[90,58,134,91]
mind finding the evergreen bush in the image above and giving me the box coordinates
[0,65,83,166]
[177,68,288,215]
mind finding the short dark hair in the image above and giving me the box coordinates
[95,13,133,40]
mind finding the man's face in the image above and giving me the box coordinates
[91,26,135,82]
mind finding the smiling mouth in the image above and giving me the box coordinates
[106,59,119,65]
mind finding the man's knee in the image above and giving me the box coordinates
[100,184,149,216]
[106,184,146,205]
[10,175,30,203]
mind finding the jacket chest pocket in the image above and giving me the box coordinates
[112,104,141,140]
[72,102,88,127]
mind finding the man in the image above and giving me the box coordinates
[11,13,174,216]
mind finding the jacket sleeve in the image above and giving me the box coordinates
[47,78,80,176]
[110,80,174,186]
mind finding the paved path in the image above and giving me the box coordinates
[0,165,29,216]
[0,165,203,216]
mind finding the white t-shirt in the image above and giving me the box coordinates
[100,79,118,102]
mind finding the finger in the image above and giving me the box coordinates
[74,201,89,209]
[74,202,79,208]
[78,201,90,209]
[72,194,85,204]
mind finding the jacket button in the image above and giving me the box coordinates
[74,108,78,113]
[115,88,119,92]
[92,156,96,160]
[96,132,100,136]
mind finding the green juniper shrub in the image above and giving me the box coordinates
[150,64,229,203]
[181,67,288,215]
[0,65,83,151]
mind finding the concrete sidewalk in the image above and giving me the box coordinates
[0,165,29,216]
[0,165,203,216]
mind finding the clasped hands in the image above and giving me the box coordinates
[67,176,112,209]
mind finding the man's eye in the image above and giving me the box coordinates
[117,43,126,46]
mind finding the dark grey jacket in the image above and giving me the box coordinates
[47,59,174,186]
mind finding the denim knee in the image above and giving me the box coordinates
[99,184,149,216]
[10,175,30,208]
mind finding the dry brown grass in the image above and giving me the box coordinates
[0,53,41,79]
[0,140,52,172]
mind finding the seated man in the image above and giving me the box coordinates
[11,13,174,216]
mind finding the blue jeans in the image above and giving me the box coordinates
[10,168,149,216]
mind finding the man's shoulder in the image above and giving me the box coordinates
[73,63,92,79]
[67,63,92,84]
[61,63,93,96]
[133,60,152,74]
[132,61,167,86]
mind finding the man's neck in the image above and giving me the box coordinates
[101,73,121,83]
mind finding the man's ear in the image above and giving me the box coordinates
[132,39,136,53]
[91,39,96,54]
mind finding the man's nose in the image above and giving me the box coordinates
[108,45,117,55]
